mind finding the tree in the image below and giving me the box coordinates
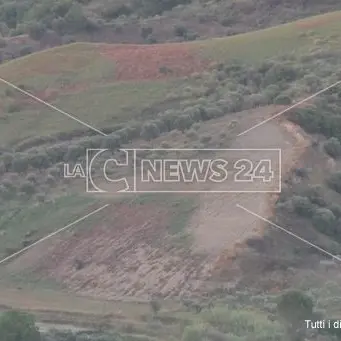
[312,208,337,236]
[324,137,341,158]
[277,290,314,341]
[27,22,46,40]
[0,310,41,341]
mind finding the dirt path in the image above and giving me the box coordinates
[0,106,311,317]
[190,108,310,255]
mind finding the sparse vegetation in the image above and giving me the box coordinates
[2,6,341,341]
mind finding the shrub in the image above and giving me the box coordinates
[186,129,198,140]
[141,26,153,39]
[324,137,341,158]
[0,310,40,341]
[263,63,300,87]
[205,106,224,119]
[0,178,16,199]
[312,208,337,235]
[0,37,6,48]
[329,204,341,218]
[64,145,85,162]
[101,134,121,149]
[145,34,157,44]
[19,45,33,57]
[181,324,207,341]
[174,25,187,37]
[35,193,46,203]
[327,172,341,193]
[46,174,56,186]
[28,152,51,169]
[27,22,46,40]
[26,172,38,183]
[291,195,315,217]
[174,115,193,132]
[200,135,211,145]
[263,84,281,102]
[274,94,292,105]
[245,93,269,108]
[102,4,132,20]
[6,101,21,113]
[0,152,13,170]
[11,154,29,173]
[48,166,61,178]
[20,180,36,195]
[46,144,68,163]
[302,185,325,206]
[293,167,309,179]
[140,122,160,140]
[303,74,322,92]
[277,290,314,328]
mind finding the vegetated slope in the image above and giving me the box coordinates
[1,0,341,62]
[2,12,341,341]
[1,10,341,146]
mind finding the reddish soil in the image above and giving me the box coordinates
[296,12,341,29]
[100,43,211,81]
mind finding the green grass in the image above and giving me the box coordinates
[198,10,341,63]
[121,193,198,235]
[0,11,341,145]
[0,194,101,260]
[0,79,177,144]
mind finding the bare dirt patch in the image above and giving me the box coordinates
[188,107,311,281]
[4,106,312,301]
[296,11,341,29]
[7,201,213,300]
[100,44,211,81]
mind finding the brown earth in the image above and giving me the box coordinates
[296,11,341,29]
[4,106,311,301]
[100,44,211,81]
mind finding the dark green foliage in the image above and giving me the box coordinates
[101,4,133,20]
[1,152,14,171]
[133,0,192,16]
[19,45,33,56]
[27,152,51,169]
[6,101,21,113]
[174,25,187,37]
[140,122,160,140]
[64,144,85,162]
[63,3,90,33]
[141,26,153,39]
[312,207,337,236]
[174,114,194,132]
[319,318,341,340]
[274,94,292,105]
[262,64,300,87]
[277,290,314,329]
[27,21,46,40]
[302,185,326,206]
[0,310,41,341]
[12,153,29,173]
[329,203,341,218]
[327,172,341,194]
[291,195,315,217]
[20,180,36,195]
[324,137,341,158]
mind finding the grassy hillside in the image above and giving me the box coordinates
[1,10,341,146]
[0,0,340,52]
[2,10,341,341]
